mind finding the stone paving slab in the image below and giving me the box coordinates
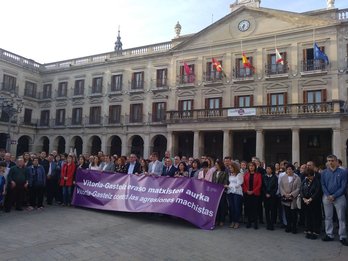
[0,205,347,261]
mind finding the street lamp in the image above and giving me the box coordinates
[0,93,23,153]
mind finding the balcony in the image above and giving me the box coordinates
[203,72,223,86]
[20,117,37,127]
[301,59,328,76]
[37,92,53,101]
[55,90,68,100]
[166,101,342,124]
[0,82,18,94]
[232,68,254,83]
[89,86,103,98]
[129,80,144,93]
[176,74,196,88]
[265,63,289,79]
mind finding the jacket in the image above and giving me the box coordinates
[148,160,164,176]
[279,174,301,209]
[162,165,177,177]
[242,172,262,196]
[125,162,141,174]
[26,165,46,187]
[262,174,278,197]
[60,162,76,187]
[300,176,322,202]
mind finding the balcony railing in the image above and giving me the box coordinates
[301,59,328,73]
[232,68,254,81]
[130,80,144,90]
[156,78,167,88]
[265,62,289,77]
[0,82,18,93]
[166,101,343,123]
[337,8,348,21]
[20,117,37,127]
[203,72,223,83]
[177,74,196,85]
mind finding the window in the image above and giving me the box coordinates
[178,99,194,118]
[303,90,327,112]
[179,64,195,84]
[92,77,103,94]
[152,102,166,122]
[72,108,83,125]
[235,57,253,78]
[55,109,65,126]
[40,110,50,126]
[303,46,326,71]
[89,106,101,124]
[130,104,143,123]
[266,52,287,75]
[205,98,222,116]
[43,84,52,99]
[23,109,32,124]
[156,69,167,87]
[235,95,253,107]
[131,72,144,89]
[111,74,122,91]
[74,79,84,96]
[2,74,16,92]
[58,82,68,97]
[109,105,121,124]
[24,81,37,98]
[267,93,287,113]
[206,60,222,81]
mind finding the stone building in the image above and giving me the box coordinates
[1,0,348,166]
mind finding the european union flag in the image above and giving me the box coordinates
[314,43,329,65]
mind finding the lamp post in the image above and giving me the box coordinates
[0,94,23,153]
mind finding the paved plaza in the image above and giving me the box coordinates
[0,205,347,261]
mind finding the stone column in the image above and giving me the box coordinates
[101,134,107,154]
[193,131,200,158]
[223,130,231,158]
[121,135,128,156]
[332,128,342,159]
[166,131,173,155]
[143,134,150,159]
[292,128,300,164]
[255,129,264,161]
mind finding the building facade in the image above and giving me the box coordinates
[1,1,348,167]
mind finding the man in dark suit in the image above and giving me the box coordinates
[4,153,16,168]
[162,158,177,177]
[125,154,141,174]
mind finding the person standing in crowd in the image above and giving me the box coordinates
[300,168,322,239]
[227,162,244,229]
[102,155,115,172]
[60,155,76,206]
[197,161,209,180]
[242,162,262,229]
[279,164,301,234]
[26,157,46,210]
[173,155,181,169]
[321,155,348,246]
[188,159,200,178]
[174,162,189,177]
[46,154,58,205]
[0,161,6,208]
[116,156,128,174]
[203,157,216,182]
[89,156,101,171]
[212,160,229,226]
[148,152,163,176]
[253,157,266,224]
[162,158,176,177]
[125,154,141,175]
[138,158,148,174]
[4,153,15,169]
[77,155,89,170]
[4,157,28,212]
[263,164,278,230]
[39,151,49,175]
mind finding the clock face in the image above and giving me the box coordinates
[238,20,250,32]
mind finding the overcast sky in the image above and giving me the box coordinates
[0,0,346,63]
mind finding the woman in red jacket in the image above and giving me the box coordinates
[242,161,262,229]
[60,155,76,206]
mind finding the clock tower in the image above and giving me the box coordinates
[230,0,261,12]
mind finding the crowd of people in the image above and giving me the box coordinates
[0,149,347,246]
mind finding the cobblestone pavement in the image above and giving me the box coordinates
[0,205,347,261]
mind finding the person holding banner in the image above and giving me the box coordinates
[212,160,229,227]
[147,152,163,176]
[125,154,141,175]
[174,162,189,178]
[60,155,76,206]
[162,158,177,177]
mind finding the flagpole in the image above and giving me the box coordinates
[240,40,243,54]
[274,35,277,50]
[313,28,315,45]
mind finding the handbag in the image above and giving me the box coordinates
[296,195,302,209]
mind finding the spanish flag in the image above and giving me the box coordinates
[242,53,255,71]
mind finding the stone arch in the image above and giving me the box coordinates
[109,135,122,156]
[88,135,101,155]
[16,135,32,156]
[38,136,50,154]
[53,136,66,154]
[70,136,83,156]
[128,135,144,158]
[151,134,167,159]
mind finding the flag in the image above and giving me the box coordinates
[275,49,284,65]
[242,53,255,71]
[183,62,191,75]
[212,58,227,77]
[314,43,329,64]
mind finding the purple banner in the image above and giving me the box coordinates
[72,169,224,230]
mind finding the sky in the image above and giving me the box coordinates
[0,0,346,64]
